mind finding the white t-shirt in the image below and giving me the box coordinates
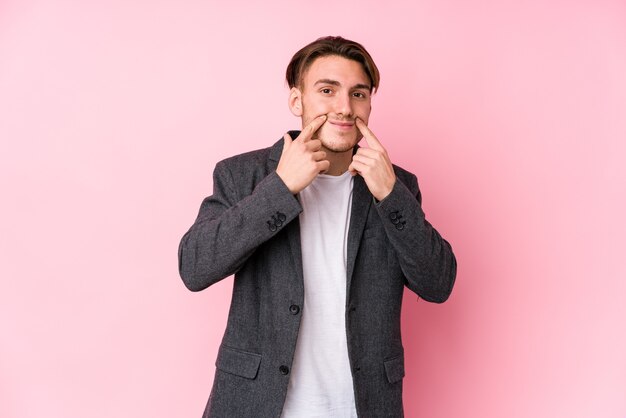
[281,171,357,418]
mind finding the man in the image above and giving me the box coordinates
[178,36,456,418]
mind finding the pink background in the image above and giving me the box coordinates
[1,1,625,417]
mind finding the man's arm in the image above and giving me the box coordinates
[349,118,456,302]
[178,163,301,291]
[375,173,457,303]
[178,115,329,292]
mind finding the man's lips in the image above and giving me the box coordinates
[327,120,355,129]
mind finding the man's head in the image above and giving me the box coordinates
[286,36,380,153]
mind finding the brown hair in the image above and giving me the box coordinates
[286,36,380,93]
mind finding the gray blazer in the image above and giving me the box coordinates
[178,132,457,418]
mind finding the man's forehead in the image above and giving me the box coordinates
[303,56,371,88]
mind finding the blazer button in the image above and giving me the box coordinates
[289,304,300,315]
[267,221,277,232]
[279,365,290,375]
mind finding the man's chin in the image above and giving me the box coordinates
[318,132,361,153]
[320,137,357,153]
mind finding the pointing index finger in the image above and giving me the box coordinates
[356,117,384,151]
[299,115,327,142]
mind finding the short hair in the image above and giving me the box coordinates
[286,36,380,93]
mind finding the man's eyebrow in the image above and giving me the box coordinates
[314,79,341,87]
[314,79,372,91]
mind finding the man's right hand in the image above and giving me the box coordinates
[276,115,330,194]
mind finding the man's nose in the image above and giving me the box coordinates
[334,93,353,117]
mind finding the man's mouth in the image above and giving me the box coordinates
[327,120,355,130]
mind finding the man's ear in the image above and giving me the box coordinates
[288,87,303,117]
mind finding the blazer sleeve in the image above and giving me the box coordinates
[178,160,302,291]
[374,172,457,303]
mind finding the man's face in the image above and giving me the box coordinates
[295,55,372,153]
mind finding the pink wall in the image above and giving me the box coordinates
[1,1,625,417]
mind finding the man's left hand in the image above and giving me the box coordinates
[348,118,396,201]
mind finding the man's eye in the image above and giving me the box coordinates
[321,88,332,94]
[353,92,366,98]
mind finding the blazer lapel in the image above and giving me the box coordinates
[346,175,372,295]
[269,135,305,290]
[268,134,371,296]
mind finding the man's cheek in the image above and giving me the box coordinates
[319,121,333,135]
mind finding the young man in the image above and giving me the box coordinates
[178,36,457,418]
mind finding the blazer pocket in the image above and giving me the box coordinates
[383,354,405,384]
[216,345,262,380]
